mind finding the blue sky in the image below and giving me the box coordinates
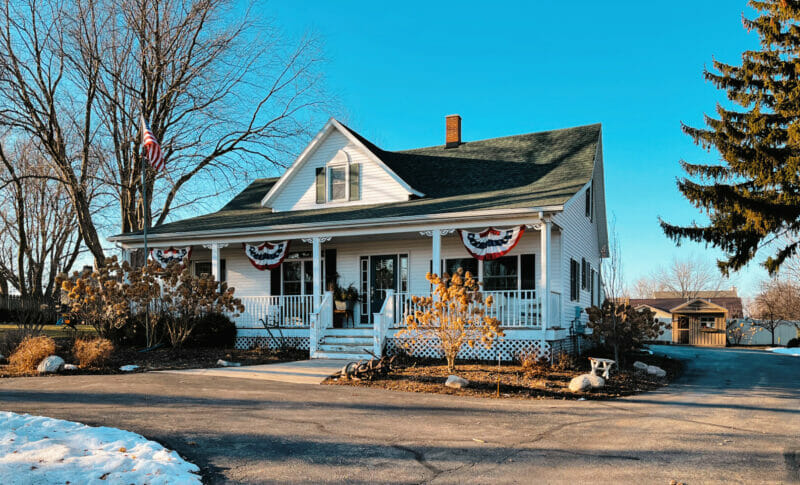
[259,0,766,295]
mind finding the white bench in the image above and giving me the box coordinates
[588,357,616,379]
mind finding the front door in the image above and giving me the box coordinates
[677,317,690,344]
[370,255,397,323]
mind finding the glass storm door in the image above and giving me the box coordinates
[370,255,397,323]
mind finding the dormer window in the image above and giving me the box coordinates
[329,166,346,200]
[315,159,361,204]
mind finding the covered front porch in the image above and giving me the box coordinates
[122,216,566,359]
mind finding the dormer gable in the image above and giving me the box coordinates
[261,119,423,212]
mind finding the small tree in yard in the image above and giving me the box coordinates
[156,263,244,348]
[125,261,168,348]
[749,279,800,345]
[727,320,760,345]
[585,300,663,365]
[398,269,504,371]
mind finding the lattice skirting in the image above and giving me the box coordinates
[385,337,553,362]
[235,336,310,350]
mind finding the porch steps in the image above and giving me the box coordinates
[315,328,373,361]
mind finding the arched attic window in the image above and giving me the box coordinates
[316,149,361,203]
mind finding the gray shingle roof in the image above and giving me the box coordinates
[117,122,601,238]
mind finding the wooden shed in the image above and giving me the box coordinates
[669,299,728,347]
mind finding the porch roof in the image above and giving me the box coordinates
[112,123,600,240]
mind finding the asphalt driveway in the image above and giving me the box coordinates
[1,345,798,484]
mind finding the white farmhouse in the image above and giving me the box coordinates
[109,115,608,361]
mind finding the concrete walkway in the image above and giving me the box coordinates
[157,359,347,385]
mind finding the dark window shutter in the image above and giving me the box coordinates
[585,186,591,217]
[315,167,326,203]
[221,259,227,282]
[349,163,360,201]
[570,259,578,301]
[521,254,535,291]
[581,258,587,290]
[324,249,337,289]
[270,266,281,296]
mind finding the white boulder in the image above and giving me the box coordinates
[217,359,241,367]
[633,361,648,371]
[646,365,666,378]
[586,374,605,389]
[119,364,139,372]
[568,374,592,392]
[37,355,65,374]
[445,375,469,389]
[62,363,79,370]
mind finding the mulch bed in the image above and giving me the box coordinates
[0,337,307,378]
[325,352,682,400]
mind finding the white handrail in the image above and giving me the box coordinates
[372,290,394,358]
[310,291,333,356]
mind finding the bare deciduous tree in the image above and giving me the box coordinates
[632,255,730,299]
[0,0,327,266]
[0,139,86,297]
[749,279,800,346]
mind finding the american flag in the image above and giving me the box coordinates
[140,115,165,171]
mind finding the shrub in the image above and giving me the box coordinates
[398,268,503,371]
[1,329,28,357]
[186,313,236,348]
[9,335,56,371]
[586,299,662,365]
[552,351,575,371]
[73,338,114,367]
[517,348,549,375]
[787,337,800,348]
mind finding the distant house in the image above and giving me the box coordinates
[109,116,608,360]
[630,290,744,347]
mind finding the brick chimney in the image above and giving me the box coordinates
[445,114,461,148]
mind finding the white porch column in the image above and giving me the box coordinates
[539,219,552,331]
[431,229,441,275]
[312,237,322,311]
[203,243,229,282]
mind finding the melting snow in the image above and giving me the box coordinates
[0,411,200,484]
[766,347,800,356]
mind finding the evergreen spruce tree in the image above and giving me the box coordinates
[662,0,800,275]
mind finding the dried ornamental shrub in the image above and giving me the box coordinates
[517,348,549,376]
[56,257,130,339]
[73,338,114,367]
[585,300,662,365]
[9,335,56,371]
[156,262,244,348]
[398,268,504,371]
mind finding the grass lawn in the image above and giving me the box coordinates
[0,324,96,339]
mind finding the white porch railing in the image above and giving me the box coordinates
[310,291,333,356]
[372,289,394,358]
[393,289,542,328]
[233,295,314,328]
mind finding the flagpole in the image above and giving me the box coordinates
[140,111,151,348]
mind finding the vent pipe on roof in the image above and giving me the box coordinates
[445,114,461,148]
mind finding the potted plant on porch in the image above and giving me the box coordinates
[333,284,360,311]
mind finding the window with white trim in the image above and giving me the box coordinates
[317,162,361,203]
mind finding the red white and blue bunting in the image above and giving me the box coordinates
[149,246,192,268]
[243,241,290,271]
[458,226,525,260]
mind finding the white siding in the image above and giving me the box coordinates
[270,129,412,212]
[552,183,603,332]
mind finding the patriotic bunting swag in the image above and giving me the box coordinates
[458,226,525,260]
[243,241,290,270]
[149,246,192,268]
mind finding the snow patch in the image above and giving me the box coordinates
[766,347,800,356]
[0,411,200,484]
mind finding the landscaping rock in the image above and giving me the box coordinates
[587,374,605,389]
[568,374,592,392]
[37,355,65,374]
[217,359,241,367]
[633,361,648,371]
[62,364,79,370]
[647,365,666,378]
[119,365,139,372]
[445,375,469,389]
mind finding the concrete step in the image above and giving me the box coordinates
[321,336,373,345]
[326,328,372,337]
[312,351,373,361]
[319,342,373,354]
